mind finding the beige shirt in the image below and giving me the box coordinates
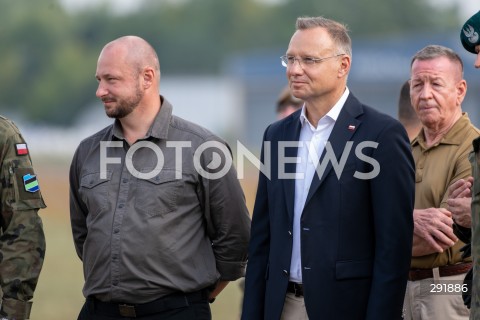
[411,113,480,269]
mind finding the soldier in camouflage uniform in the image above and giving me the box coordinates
[0,116,46,320]
[460,10,480,319]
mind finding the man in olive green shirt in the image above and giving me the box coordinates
[0,116,46,320]
[404,45,480,319]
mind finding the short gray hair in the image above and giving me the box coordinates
[295,16,352,57]
[411,45,463,76]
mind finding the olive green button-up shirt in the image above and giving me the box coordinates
[69,97,251,303]
[411,113,480,269]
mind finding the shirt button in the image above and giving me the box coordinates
[112,280,119,286]
[118,204,124,208]
[113,228,120,234]
[112,254,117,260]
[122,178,128,183]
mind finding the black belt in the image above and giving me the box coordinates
[87,289,209,318]
[287,282,304,297]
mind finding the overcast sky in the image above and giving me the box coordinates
[430,0,477,21]
[59,0,145,15]
[59,0,477,23]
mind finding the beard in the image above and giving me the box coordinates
[104,85,144,119]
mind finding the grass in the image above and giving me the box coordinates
[28,158,256,319]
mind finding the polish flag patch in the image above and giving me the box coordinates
[15,143,28,156]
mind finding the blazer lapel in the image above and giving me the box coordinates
[282,113,302,224]
[305,94,364,206]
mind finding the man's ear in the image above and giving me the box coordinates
[142,67,155,89]
[338,55,351,78]
[456,79,467,106]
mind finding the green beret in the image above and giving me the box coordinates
[461,11,480,54]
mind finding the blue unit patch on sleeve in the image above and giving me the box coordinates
[23,174,40,193]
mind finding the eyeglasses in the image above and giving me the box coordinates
[280,54,345,68]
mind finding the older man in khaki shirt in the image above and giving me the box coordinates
[403,45,480,320]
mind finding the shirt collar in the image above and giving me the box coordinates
[112,95,172,141]
[299,87,350,128]
[412,112,472,149]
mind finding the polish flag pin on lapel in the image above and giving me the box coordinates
[348,125,356,131]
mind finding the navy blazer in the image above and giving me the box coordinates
[242,93,415,320]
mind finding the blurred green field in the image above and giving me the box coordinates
[29,158,257,320]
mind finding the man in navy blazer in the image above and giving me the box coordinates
[242,16,415,320]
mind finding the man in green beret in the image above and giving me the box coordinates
[461,11,480,67]
[459,10,480,318]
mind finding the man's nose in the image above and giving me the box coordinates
[96,82,107,98]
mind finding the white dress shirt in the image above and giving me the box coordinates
[289,88,350,283]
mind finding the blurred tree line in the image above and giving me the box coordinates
[0,0,457,125]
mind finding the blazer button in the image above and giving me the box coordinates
[283,270,289,276]
[288,231,292,236]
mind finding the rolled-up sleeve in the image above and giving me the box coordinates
[200,139,251,281]
[69,146,88,260]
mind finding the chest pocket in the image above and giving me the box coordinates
[134,169,181,217]
[79,171,112,218]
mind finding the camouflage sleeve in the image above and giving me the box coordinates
[470,139,480,316]
[0,117,46,320]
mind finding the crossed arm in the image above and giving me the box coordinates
[412,177,472,257]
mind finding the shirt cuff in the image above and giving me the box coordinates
[216,260,247,281]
